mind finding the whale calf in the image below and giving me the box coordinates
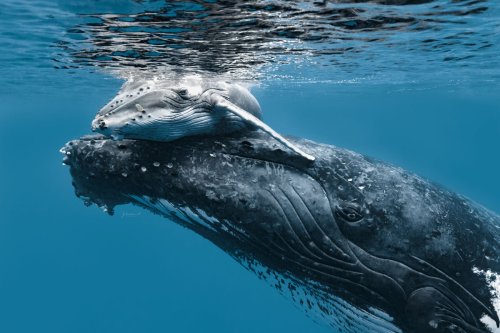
[91,78,314,161]
[61,132,500,333]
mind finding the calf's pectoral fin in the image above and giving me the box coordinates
[210,94,315,162]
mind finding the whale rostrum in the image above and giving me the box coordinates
[61,132,500,333]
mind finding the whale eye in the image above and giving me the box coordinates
[337,203,363,222]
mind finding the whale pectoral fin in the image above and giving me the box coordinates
[405,287,485,333]
[210,94,315,162]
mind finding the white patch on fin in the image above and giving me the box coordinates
[472,267,500,332]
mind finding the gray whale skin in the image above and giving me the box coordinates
[61,132,500,333]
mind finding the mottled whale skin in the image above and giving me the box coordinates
[61,132,500,333]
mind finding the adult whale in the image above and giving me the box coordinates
[61,132,500,333]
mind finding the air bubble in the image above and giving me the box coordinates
[153,162,160,167]
[122,172,128,177]
[166,163,173,168]
[140,166,147,172]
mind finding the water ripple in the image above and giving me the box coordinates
[1,0,499,89]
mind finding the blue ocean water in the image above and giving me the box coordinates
[1,1,499,332]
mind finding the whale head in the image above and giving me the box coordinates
[61,132,500,333]
[91,79,262,142]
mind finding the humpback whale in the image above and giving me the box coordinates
[91,78,314,161]
[61,132,500,333]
